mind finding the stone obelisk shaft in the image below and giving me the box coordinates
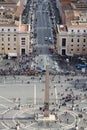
[44,65,49,117]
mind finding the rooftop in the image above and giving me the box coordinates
[19,25,29,32]
[0,0,24,26]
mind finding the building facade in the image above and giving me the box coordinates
[57,0,87,56]
[0,0,31,57]
[57,24,87,56]
[0,25,30,56]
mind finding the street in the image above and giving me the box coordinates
[35,0,53,54]
[29,0,60,73]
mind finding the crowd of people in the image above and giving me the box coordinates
[0,55,37,76]
[0,55,87,76]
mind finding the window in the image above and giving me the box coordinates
[21,37,26,45]
[8,37,10,41]
[2,43,4,46]
[77,49,79,51]
[2,48,4,50]
[8,43,10,46]
[83,45,85,47]
[21,38,25,41]
[14,34,16,36]
[77,39,79,42]
[71,49,73,51]
[14,29,16,31]
[8,48,10,50]
[3,12,5,15]
[2,28,4,31]
[14,37,16,41]
[14,48,16,50]
[71,39,73,42]
[83,49,85,51]
[71,30,73,32]
[77,30,80,32]
[84,30,86,32]
[8,34,10,36]
[21,42,25,45]
[62,38,66,47]
[8,29,10,31]
[77,44,79,47]
[83,39,86,42]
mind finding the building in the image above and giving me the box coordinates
[0,0,31,57]
[57,24,87,56]
[56,0,87,56]
[0,24,30,56]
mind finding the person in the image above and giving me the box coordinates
[67,118,69,123]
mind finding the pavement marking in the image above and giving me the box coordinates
[1,121,9,129]
[0,104,8,109]
[24,122,37,128]
[0,96,13,103]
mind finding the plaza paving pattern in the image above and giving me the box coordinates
[0,75,87,130]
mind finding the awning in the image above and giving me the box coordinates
[8,53,17,57]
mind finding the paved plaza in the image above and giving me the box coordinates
[0,74,87,130]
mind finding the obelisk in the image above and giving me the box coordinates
[44,65,49,117]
